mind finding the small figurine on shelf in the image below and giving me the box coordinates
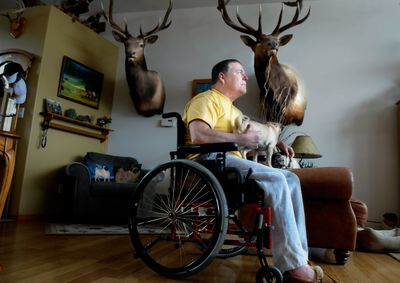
[76,115,92,123]
[64,108,77,119]
[96,116,111,127]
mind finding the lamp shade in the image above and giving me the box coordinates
[291,135,322,159]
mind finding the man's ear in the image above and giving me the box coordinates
[218,72,226,83]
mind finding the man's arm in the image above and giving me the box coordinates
[189,119,260,150]
[277,140,295,158]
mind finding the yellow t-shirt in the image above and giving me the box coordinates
[182,88,242,158]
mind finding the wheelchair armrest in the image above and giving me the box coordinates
[162,112,180,119]
[177,142,239,154]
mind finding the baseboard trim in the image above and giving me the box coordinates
[16,214,45,221]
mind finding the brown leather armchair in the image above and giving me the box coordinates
[291,167,358,265]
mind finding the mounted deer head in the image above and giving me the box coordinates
[217,0,310,125]
[0,1,26,39]
[104,0,172,117]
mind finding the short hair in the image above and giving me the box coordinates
[211,59,241,85]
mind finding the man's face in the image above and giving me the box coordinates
[223,62,248,98]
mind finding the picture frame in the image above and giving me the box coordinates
[45,98,62,115]
[57,56,103,109]
[192,79,212,97]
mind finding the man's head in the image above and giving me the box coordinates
[211,59,241,84]
[211,59,248,101]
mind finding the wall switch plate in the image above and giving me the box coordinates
[160,118,175,127]
[18,107,24,118]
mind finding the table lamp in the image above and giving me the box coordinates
[291,135,322,168]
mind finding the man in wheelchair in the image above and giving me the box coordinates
[182,59,324,283]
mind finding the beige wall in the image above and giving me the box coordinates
[0,6,118,217]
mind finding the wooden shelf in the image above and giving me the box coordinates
[40,112,112,142]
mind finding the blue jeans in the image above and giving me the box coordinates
[197,153,309,273]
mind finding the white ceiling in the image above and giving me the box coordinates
[0,0,283,13]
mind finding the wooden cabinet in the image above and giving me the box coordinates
[0,131,21,218]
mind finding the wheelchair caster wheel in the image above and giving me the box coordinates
[256,266,282,283]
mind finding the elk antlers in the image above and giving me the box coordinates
[217,0,311,125]
[104,0,172,39]
[217,0,310,39]
[217,0,263,38]
[139,0,172,38]
[272,0,311,35]
[0,0,26,38]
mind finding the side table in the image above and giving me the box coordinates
[0,130,21,218]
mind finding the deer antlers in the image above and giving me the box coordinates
[217,0,310,39]
[0,0,26,38]
[104,0,172,39]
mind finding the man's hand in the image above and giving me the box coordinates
[277,140,295,158]
[189,120,261,150]
[242,124,261,150]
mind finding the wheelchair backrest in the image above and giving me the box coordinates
[161,112,261,209]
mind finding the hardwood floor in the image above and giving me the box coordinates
[0,221,399,282]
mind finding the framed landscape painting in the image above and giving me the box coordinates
[192,79,212,97]
[57,56,103,109]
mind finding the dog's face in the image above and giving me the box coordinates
[235,115,250,132]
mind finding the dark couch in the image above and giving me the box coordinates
[65,152,148,224]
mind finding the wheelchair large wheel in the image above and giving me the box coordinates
[129,159,228,278]
[218,244,248,258]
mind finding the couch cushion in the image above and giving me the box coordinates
[115,167,141,183]
[90,182,136,197]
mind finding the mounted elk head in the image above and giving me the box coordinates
[104,0,172,117]
[0,1,27,39]
[217,0,310,125]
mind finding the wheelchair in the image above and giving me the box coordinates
[128,112,283,283]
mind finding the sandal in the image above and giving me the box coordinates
[283,265,324,283]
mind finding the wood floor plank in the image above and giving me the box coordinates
[1,221,399,282]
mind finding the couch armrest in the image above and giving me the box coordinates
[65,162,90,180]
[290,167,353,201]
[65,162,91,205]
